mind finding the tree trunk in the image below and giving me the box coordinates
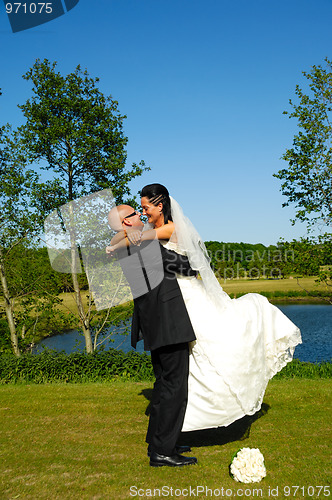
[67,202,93,353]
[71,265,93,353]
[0,251,20,356]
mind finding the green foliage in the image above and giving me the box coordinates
[0,125,41,244]
[205,239,331,280]
[277,234,332,303]
[18,58,148,208]
[274,358,332,379]
[0,351,329,384]
[0,319,10,350]
[206,240,285,280]
[0,124,48,356]
[0,349,154,384]
[315,232,332,297]
[275,57,332,228]
[4,245,87,296]
[0,244,73,354]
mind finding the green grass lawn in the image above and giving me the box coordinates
[0,380,331,499]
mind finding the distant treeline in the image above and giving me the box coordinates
[2,245,89,296]
[205,239,332,280]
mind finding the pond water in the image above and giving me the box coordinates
[33,303,332,363]
[276,304,331,363]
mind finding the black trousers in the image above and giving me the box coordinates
[146,342,190,456]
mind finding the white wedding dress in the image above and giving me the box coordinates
[162,240,302,432]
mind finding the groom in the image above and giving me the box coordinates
[107,205,197,467]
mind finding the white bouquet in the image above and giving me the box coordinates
[230,448,266,483]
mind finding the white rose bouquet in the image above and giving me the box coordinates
[230,448,266,483]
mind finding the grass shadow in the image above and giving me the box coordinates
[140,388,153,416]
[178,403,270,448]
[139,387,270,448]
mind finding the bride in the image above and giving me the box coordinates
[112,183,301,432]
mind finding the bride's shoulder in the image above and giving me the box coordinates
[166,221,177,241]
[153,221,175,239]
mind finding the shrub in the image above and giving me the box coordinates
[0,351,330,385]
[0,349,154,384]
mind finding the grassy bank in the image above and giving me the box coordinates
[29,296,134,344]
[220,276,330,302]
[57,278,331,329]
[54,277,330,320]
[0,379,330,499]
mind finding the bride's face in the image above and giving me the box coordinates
[141,196,164,227]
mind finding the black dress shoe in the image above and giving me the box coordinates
[147,445,191,457]
[175,445,192,454]
[150,452,197,467]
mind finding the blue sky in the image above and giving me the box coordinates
[1,0,331,245]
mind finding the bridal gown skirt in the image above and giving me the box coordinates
[177,276,302,432]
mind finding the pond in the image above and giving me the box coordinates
[33,303,332,363]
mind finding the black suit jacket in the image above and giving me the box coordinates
[116,240,196,351]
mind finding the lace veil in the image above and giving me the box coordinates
[169,196,230,307]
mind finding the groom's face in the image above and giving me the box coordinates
[122,207,144,229]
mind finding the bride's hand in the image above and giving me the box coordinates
[106,245,115,256]
[127,229,142,246]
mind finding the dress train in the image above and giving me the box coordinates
[163,242,302,432]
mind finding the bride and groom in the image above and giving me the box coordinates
[106,183,302,468]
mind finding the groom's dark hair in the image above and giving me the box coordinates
[140,184,172,224]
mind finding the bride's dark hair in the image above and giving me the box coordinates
[140,183,172,223]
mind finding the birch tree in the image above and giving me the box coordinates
[18,59,147,353]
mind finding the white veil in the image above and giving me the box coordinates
[169,196,230,308]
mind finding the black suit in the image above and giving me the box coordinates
[131,243,196,351]
[116,239,196,456]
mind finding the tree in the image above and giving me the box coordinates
[316,232,332,303]
[278,236,332,304]
[274,59,332,302]
[274,57,332,229]
[0,125,22,355]
[0,125,44,355]
[18,59,148,353]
